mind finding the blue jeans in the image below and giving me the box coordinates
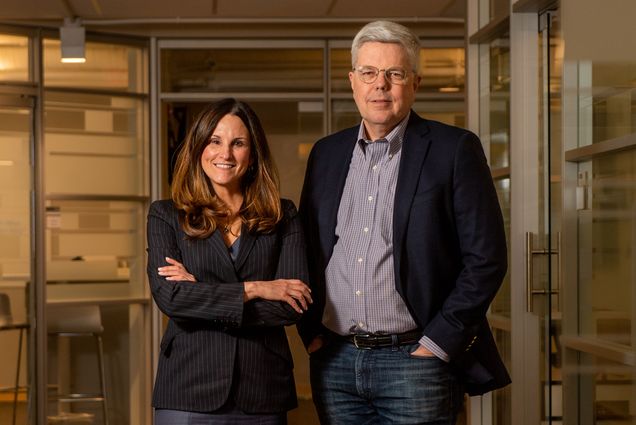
[310,339,464,425]
[155,408,286,425]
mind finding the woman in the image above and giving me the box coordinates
[147,98,311,424]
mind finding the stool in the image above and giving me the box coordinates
[47,305,109,425]
[0,292,29,425]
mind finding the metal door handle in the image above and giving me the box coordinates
[525,231,560,312]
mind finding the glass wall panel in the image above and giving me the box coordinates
[578,151,636,348]
[492,178,511,317]
[0,103,32,424]
[47,302,148,425]
[480,40,510,169]
[44,91,148,197]
[330,47,465,95]
[44,39,150,425]
[577,62,636,146]
[477,32,511,425]
[419,48,466,95]
[489,0,509,21]
[564,352,635,423]
[493,328,512,425]
[0,34,29,82]
[43,39,146,93]
[330,48,351,93]
[250,100,322,203]
[478,0,509,26]
[161,48,324,93]
[44,200,146,300]
[330,99,360,131]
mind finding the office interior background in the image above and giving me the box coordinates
[1,0,635,423]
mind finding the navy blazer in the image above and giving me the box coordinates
[147,199,308,413]
[298,112,511,395]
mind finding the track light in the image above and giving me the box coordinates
[60,18,86,63]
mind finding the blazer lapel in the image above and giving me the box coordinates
[234,223,256,271]
[208,230,240,280]
[322,131,357,262]
[393,114,431,289]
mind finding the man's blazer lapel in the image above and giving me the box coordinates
[393,114,432,289]
[322,130,357,262]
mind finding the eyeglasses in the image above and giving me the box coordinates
[353,66,411,85]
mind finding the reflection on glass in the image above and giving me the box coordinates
[479,33,511,425]
[330,48,351,93]
[493,328,511,425]
[43,36,150,425]
[330,47,465,94]
[478,0,510,25]
[578,151,636,347]
[44,91,148,197]
[43,39,147,92]
[490,182,511,425]
[578,62,636,146]
[538,12,563,258]
[492,178,510,316]
[250,100,322,204]
[0,105,31,423]
[0,34,29,82]
[536,14,565,424]
[331,99,465,133]
[490,0,509,21]
[567,353,635,423]
[161,49,323,93]
[482,40,510,169]
[45,201,146,300]
[420,48,465,94]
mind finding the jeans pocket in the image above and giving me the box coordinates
[400,343,442,361]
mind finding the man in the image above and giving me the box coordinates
[298,20,510,424]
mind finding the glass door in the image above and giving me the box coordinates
[559,2,636,423]
[533,9,563,424]
[0,95,35,424]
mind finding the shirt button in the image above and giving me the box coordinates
[358,322,365,328]
[367,196,373,201]
[363,227,369,233]
[355,290,362,296]
[372,165,378,171]
[357,258,363,263]
[388,154,393,159]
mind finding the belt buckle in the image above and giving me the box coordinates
[353,333,372,350]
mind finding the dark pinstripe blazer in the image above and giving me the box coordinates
[147,198,308,413]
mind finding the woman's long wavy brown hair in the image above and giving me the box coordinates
[171,98,282,238]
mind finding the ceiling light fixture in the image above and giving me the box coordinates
[60,18,86,63]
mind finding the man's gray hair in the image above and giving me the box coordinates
[351,20,421,73]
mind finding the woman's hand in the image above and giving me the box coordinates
[158,257,196,282]
[244,279,312,313]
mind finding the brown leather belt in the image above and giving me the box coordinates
[340,330,422,350]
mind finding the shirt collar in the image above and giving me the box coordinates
[355,111,410,158]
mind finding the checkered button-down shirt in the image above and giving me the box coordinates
[323,113,448,361]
